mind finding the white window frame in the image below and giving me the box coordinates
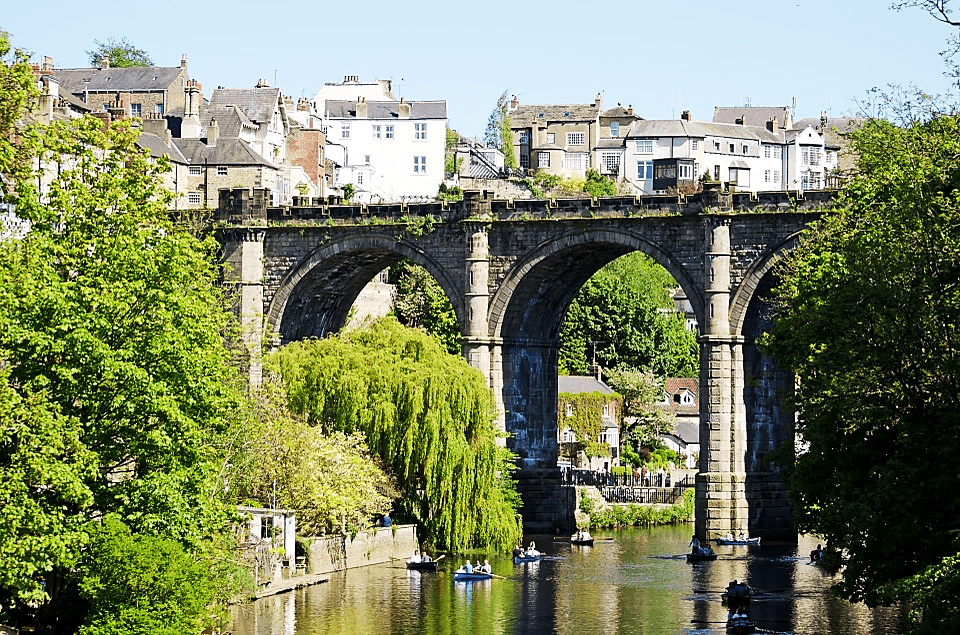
[216,166,228,177]
[386,125,394,139]
[546,132,555,144]
[678,163,693,180]
[637,161,653,180]
[187,192,201,205]
[691,139,699,151]
[341,123,350,139]
[636,139,653,154]
[566,404,573,417]
[538,152,550,168]
[413,155,426,174]
[563,153,588,170]
[519,131,529,144]
[601,153,620,173]
[130,103,142,117]
[188,166,201,176]
[372,125,381,139]
[566,132,585,145]
[415,123,427,140]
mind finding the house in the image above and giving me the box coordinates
[557,375,622,472]
[623,111,786,195]
[237,506,298,583]
[53,54,191,117]
[312,76,446,203]
[656,378,700,469]
[509,94,602,177]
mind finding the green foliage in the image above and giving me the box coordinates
[558,391,620,463]
[764,114,960,624]
[500,110,517,170]
[76,516,221,635]
[582,169,617,197]
[0,33,39,194]
[86,37,153,68]
[445,126,458,149]
[389,259,460,355]
[443,155,464,177]
[587,488,694,530]
[578,493,594,515]
[267,318,523,552]
[485,90,517,169]
[228,375,395,536]
[437,182,463,202]
[342,182,355,202]
[559,252,699,378]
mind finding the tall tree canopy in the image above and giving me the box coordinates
[86,37,153,68]
[388,259,460,355]
[268,318,523,552]
[764,114,960,632]
[0,59,244,628]
[484,90,517,169]
[559,252,699,378]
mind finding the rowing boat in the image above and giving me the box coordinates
[514,553,541,564]
[406,560,440,571]
[571,538,594,546]
[686,551,718,562]
[453,571,494,581]
[716,537,761,546]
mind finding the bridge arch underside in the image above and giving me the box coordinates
[488,231,700,470]
[268,239,461,345]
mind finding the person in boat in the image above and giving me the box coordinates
[526,541,539,557]
[738,530,745,541]
[463,560,474,574]
[479,559,491,573]
[421,552,431,563]
[725,531,734,541]
[580,528,592,541]
[811,544,825,562]
[408,549,422,564]
[512,543,524,559]
[689,534,701,554]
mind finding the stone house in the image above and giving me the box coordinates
[557,375,622,472]
[657,378,700,469]
[237,506,297,583]
[509,94,603,177]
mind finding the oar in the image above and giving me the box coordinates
[434,554,445,562]
[490,573,506,579]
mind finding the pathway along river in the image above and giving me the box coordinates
[229,525,908,634]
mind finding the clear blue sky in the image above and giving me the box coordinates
[3,1,957,138]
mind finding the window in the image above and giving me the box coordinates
[415,123,427,139]
[189,166,201,176]
[563,430,576,442]
[546,133,555,144]
[678,163,693,179]
[714,165,720,180]
[372,125,381,139]
[187,192,201,205]
[742,144,749,154]
[729,143,735,153]
[357,173,363,185]
[154,103,164,115]
[130,103,142,116]
[567,132,585,145]
[691,139,699,151]
[386,125,394,139]
[635,139,653,154]
[563,153,588,170]
[729,167,750,186]
[802,146,821,166]
[217,166,228,176]
[341,123,350,139]
[764,146,771,158]
[519,153,530,168]
[764,169,771,183]
[637,161,653,180]
[655,163,677,180]
[519,131,529,144]
[566,404,573,417]
[610,122,619,137]
[713,141,721,151]
[826,150,836,164]
[773,146,782,159]
[538,152,550,168]
[603,404,610,417]
[413,156,426,173]
[601,153,620,173]
[364,155,370,164]
[599,431,608,444]
[773,170,781,183]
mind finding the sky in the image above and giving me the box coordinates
[3,1,957,138]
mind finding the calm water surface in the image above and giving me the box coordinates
[229,525,906,634]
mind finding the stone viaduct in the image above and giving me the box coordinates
[216,186,834,540]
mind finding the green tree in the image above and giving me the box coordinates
[86,37,153,68]
[268,318,523,552]
[389,259,460,355]
[764,114,960,632]
[484,90,517,169]
[0,112,245,628]
[559,252,699,378]
[0,32,39,195]
[604,368,675,465]
[229,374,396,535]
[582,169,617,197]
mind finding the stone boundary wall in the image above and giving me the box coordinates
[304,524,419,575]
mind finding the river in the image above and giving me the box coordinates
[228,525,907,634]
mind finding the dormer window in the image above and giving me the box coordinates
[610,122,619,137]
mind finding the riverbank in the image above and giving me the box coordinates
[580,487,695,529]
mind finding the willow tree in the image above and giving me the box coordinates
[268,318,522,552]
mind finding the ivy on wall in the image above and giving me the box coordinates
[558,391,622,459]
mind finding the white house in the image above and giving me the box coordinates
[657,378,700,469]
[321,97,447,203]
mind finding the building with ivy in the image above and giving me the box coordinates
[557,375,622,472]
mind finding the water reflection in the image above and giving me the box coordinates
[229,525,906,635]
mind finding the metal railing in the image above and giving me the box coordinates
[561,469,695,505]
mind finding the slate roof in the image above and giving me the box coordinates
[53,66,185,93]
[172,138,274,167]
[661,377,699,416]
[138,132,188,164]
[200,104,259,140]
[601,105,640,119]
[323,100,447,119]
[793,116,863,148]
[510,103,600,128]
[558,376,615,395]
[713,106,792,128]
[626,119,784,144]
[670,420,700,444]
[207,87,282,125]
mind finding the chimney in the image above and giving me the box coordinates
[820,110,828,130]
[767,118,779,132]
[181,54,188,68]
[594,92,602,109]
[297,97,309,111]
[398,97,410,119]
[681,110,692,122]
[101,56,110,69]
[256,78,269,88]
[784,108,794,131]
[627,105,633,116]
[42,56,54,71]
[510,95,518,110]
[356,97,368,118]
[181,79,202,139]
[143,112,172,145]
[735,116,744,125]
[207,118,219,146]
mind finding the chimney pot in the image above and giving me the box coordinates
[681,110,692,122]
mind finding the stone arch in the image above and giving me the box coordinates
[267,234,464,344]
[485,228,701,467]
[489,228,702,342]
[729,231,803,335]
